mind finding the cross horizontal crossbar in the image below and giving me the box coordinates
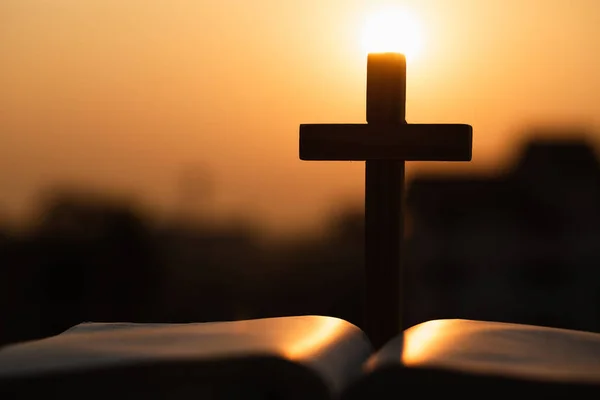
[299,123,472,161]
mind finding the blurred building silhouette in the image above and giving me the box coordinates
[0,189,365,346]
[4,134,600,347]
[405,135,600,332]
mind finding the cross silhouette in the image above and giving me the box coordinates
[299,53,472,349]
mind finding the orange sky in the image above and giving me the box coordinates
[1,0,600,234]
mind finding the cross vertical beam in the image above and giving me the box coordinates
[364,53,406,349]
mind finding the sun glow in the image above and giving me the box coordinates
[361,7,423,60]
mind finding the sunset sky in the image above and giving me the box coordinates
[1,0,600,234]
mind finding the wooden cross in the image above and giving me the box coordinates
[299,53,472,349]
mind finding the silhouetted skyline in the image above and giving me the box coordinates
[3,135,600,347]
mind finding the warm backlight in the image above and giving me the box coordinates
[361,7,423,60]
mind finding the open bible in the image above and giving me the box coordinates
[2,316,600,398]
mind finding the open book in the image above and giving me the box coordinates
[2,316,600,398]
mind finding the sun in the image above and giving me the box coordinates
[361,7,423,60]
